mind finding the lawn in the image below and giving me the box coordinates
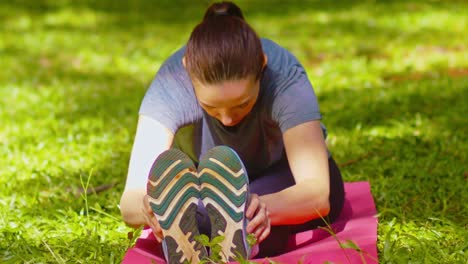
[0,0,466,263]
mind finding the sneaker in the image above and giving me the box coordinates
[146,149,208,264]
[198,146,252,261]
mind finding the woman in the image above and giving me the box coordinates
[120,1,344,263]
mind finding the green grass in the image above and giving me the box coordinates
[1,0,467,263]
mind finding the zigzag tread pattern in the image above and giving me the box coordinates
[198,146,251,261]
[199,168,246,190]
[150,187,199,230]
[201,195,244,223]
[148,167,197,197]
[148,174,199,213]
[146,154,200,231]
[199,176,247,206]
[199,178,246,219]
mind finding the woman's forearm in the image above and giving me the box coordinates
[120,188,147,228]
[260,178,330,226]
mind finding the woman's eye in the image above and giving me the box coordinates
[237,102,249,108]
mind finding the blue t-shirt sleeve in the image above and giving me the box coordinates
[139,56,200,133]
[261,38,322,133]
[139,70,181,133]
[271,65,322,133]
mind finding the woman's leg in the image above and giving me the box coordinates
[250,156,345,257]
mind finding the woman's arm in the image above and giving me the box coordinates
[119,115,174,228]
[260,120,330,225]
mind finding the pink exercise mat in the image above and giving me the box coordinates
[122,181,378,263]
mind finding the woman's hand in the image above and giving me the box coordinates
[142,195,163,243]
[246,193,271,243]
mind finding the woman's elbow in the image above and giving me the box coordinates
[119,191,144,228]
[119,194,132,225]
[314,185,331,218]
[318,199,330,218]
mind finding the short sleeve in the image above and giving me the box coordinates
[139,54,200,133]
[271,65,322,133]
[139,72,180,133]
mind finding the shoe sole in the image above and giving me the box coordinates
[146,149,207,264]
[198,146,250,261]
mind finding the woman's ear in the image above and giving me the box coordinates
[263,53,268,68]
[182,56,186,68]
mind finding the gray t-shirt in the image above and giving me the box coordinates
[140,38,325,180]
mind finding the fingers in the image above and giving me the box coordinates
[247,205,268,236]
[141,207,162,242]
[246,194,271,243]
[143,195,163,243]
[246,194,260,219]
[143,195,152,213]
[258,217,271,243]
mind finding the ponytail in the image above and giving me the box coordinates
[185,1,264,84]
[203,1,244,20]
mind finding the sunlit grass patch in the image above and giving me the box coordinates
[379,218,466,263]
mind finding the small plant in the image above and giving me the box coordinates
[266,258,281,264]
[314,209,379,264]
[195,234,227,264]
[233,251,258,264]
[246,233,257,248]
[195,234,259,264]
[79,169,93,225]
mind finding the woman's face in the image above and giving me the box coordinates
[193,76,260,127]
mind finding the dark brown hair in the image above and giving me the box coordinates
[185,1,264,84]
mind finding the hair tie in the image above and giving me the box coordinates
[214,9,229,16]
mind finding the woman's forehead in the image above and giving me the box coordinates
[194,78,258,106]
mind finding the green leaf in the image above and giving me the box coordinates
[194,234,210,246]
[210,235,225,245]
[246,233,257,247]
[340,240,362,252]
[266,259,281,264]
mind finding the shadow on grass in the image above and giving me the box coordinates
[0,0,358,24]
[1,0,465,43]
[321,75,467,220]
[321,76,467,131]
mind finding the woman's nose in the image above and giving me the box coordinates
[220,114,235,126]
